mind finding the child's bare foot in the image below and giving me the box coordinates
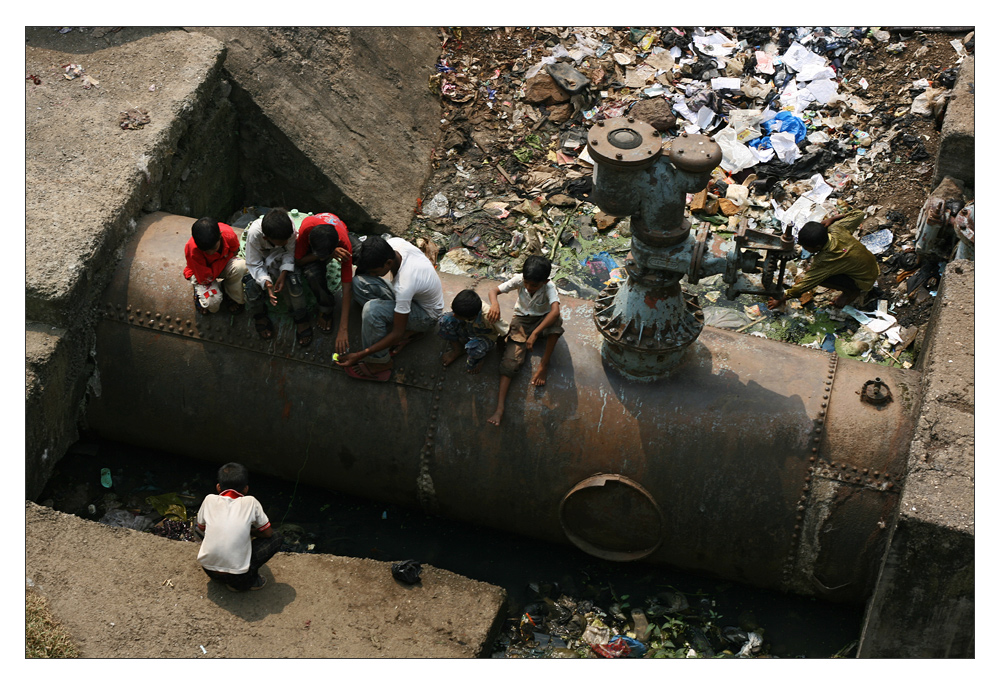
[441,345,464,367]
[466,358,485,375]
[487,406,504,425]
[530,363,549,386]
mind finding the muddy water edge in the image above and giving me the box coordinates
[36,436,863,658]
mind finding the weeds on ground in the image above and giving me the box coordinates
[26,588,81,658]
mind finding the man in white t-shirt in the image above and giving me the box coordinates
[195,462,283,591]
[335,234,444,381]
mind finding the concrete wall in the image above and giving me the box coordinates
[25,29,234,498]
[934,55,974,189]
[189,27,442,234]
[858,261,975,658]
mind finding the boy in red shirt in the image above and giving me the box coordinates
[294,212,354,354]
[183,217,247,314]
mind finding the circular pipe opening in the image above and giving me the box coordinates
[559,473,664,562]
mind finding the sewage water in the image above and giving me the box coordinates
[37,436,863,658]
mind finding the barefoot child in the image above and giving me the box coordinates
[293,212,354,354]
[438,289,508,374]
[183,217,247,315]
[486,255,562,426]
[195,462,283,592]
[242,208,312,345]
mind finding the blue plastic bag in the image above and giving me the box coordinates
[748,111,808,150]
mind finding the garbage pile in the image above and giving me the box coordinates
[495,580,769,658]
[407,27,973,368]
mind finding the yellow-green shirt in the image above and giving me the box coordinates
[784,210,879,298]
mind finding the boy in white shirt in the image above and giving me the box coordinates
[335,234,444,381]
[195,463,283,591]
[486,255,563,425]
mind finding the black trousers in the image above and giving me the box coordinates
[203,532,284,590]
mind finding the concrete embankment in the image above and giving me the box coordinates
[26,502,507,657]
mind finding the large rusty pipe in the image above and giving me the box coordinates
[86,213,920,603]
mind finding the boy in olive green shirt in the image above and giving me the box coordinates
[769,209,879,309]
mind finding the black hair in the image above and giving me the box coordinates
[522,254,552,283]
[261,208,293,241]
[354,234,395,274]
[192,217,221,251]
[309,224,339,258]
[798,222,829,251]
[452,289,482,319]
[217,462,249,492]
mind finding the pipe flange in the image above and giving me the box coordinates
[668,132,722,173]
[559,474,664,561]
[587,116,662,168]
[860,377,893,406]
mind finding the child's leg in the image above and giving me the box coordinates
[438,313,468,366]
[464,336,495,374]
[351,273,395,308]
[360,299,396,370]
[301,262,335,330]
[488,374,513,426]
[285,272,313,346]
[531,333,561,386]
[220,259,247,305]
[247,531,284,583]
[489,336,523,425]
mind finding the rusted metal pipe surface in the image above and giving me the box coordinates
[87,213,921,603]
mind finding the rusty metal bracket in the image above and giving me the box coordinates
[860,377,893,406]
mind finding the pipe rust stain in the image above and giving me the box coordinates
[282,401,292,420]
[644,294,661,310]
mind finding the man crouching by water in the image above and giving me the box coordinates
[195,462,283,591]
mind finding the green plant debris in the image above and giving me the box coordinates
[26,588,81,658]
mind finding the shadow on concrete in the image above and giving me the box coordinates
[204,566,296,621]
[25,26,181,54]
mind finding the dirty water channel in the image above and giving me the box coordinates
[38,436,863,659]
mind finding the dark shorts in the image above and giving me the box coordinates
[499,313,564,377]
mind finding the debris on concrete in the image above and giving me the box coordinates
[405,27,973,369]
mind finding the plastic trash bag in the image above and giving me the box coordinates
[424,192,450,218]
[860,228,893,255]
[716,126,756,174]
[704,306,750,330]
[100,509,155,532]
[391,559,423,584]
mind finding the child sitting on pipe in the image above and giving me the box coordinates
[335,234,444,381]
[487,255,563,426]
[195,462,283,592]
[183,217,247,315]
[438,289,509,374]
[242,208,313,345]
[293,212,354,355]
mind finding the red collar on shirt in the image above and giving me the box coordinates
[219,489,244,499]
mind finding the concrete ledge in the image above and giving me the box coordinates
[858,261,974,657]
[934,55,974,188]
[25,29,228,325]
[26,501,507,657]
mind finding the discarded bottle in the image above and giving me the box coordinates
[100,467,113,488]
